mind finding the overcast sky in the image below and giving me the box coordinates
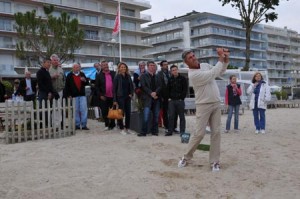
[142,0,300,33]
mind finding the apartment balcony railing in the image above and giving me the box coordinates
[267,47,290,53]
[140,14,151,21]
[150,36,183,45]
[121,0,151,8]
[191,19,264,32]
[267,37,290,45]
[268,65,292,70]
[144,24,183,34]
[269,73,296,78]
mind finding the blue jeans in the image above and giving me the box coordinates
[142,99,160,134]
[252,108,265,130]
[75,96,88,128]
[226,105,240,130]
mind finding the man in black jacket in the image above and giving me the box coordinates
[37,58,55,106]
[36,58,55,127]
[157,60,170,132]
[65,63,89,130]
[138,61,161,136]
[166,65,187,136]
[18,71,37,102]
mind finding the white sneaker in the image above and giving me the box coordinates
[104,127,109,131]
[120,130,127,135]
[178,157,187,168]
[211,162,220,172]
[126,129,135,135]
[261,130,265,134]
[224,130,229,133]
[205,126,211,133]
[255,130,260,134]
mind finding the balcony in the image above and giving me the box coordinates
[121,0,151,9]
[140,13,151,21]
[144,24,183,34]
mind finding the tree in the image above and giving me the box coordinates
[219,0,287,71]
[14,5,84,66]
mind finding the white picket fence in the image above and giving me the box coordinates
[2,98,75,144]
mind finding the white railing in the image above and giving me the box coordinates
[1,98,75,144]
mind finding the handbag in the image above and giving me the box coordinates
[107,105,123,120]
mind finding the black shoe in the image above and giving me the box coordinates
[82,126,89,130]
[151,133,158,136]
[137,133,146,137]
[75,126,81,130]
[165,132,173,136]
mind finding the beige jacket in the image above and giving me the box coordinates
[188,61,228,105]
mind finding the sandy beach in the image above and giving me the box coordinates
[0,108,299,199]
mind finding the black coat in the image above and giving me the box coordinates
[90,70,101,106]
[157,70,169,99]
[65,72,88,97]
[17,78,37,97]
[167,74,188,100]
[140,72,162,107]
[95,70,116,98]
[0,82,5,102]
[226,84,242,106]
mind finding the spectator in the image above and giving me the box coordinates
[13,79,20,97]
[36,58,55,126]
[18,71,37,102]
[90,62,102,121]
[138,61,161,136]
[166,65,187,136]
[0,76,7,102]
[113,62,134,135]
[65,63,89,130]
[157,60,170,133]
[224,75,242,133]
[95,60,116,130]
[246,72,271,134]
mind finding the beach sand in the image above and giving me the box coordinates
[0,108,299,199]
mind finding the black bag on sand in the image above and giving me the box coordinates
[181,132,190,143]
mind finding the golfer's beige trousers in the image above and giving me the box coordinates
[184,102,221,164]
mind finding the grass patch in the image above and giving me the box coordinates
[197,144,210,151]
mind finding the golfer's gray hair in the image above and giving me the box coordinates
[181,50,194,61]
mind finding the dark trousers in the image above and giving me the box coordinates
[24,94,36,102]
[38,92,52,127]
[117,96,131,129]
[161,98,169,129]
[168,99,185,134]
[100,97,116,128]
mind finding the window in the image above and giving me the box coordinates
[0,1,11,13]
[122,8,135,17]
[82,15,98,25]
[122,21,136,31]
[84,0,98,11]
[85,30,98,40]
[104,18,115,28]
[0,18,12,31]
[51,11,61,18]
